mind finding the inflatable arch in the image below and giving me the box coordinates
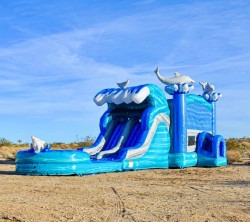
[16,70,227,175]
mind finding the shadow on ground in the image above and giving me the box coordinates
[0,159,16,175]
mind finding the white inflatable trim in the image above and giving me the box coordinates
[94,86,150,106]
[186,129,202,152]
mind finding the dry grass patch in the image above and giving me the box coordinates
[0,146,18,160]
[226,137,250,163]
[227,150,242,164]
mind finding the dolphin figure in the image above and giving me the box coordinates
[199,81,222,102]
[31,136,46,153]
[117,79,130,89]
[154,67,195,85]
[199,82,215,95]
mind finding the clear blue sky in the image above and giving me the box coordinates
[0,0,249,143]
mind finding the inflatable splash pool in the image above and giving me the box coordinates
[16,70,227,175]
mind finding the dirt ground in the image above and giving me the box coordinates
[0,160,249,222]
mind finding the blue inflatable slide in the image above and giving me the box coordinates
[16,69,227,175]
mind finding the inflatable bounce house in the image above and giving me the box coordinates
[16,68,227,175]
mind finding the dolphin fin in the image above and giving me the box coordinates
[154,67,159,75]
[117,79,129,89]
[174,72,181,77]
[199,82,206,88]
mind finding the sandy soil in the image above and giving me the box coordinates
[0,160,249,222]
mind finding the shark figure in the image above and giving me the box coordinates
[117,79,130,89]
[154,67,195,85]
[31,136,46,153]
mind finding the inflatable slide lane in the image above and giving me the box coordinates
[16,84,171,175]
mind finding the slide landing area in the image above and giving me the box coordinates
[16,107,171,175]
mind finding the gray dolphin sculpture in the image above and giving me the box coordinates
[199,81,222,102]
[199,82,215,95]
[154,67,195,85]
[117,79,130,89]
[31,136,46,153]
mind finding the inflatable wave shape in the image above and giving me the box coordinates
[94,85,150,106]
[165,83,194,95]
[202,92,222,102]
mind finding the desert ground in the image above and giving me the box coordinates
[0,158,249,222]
